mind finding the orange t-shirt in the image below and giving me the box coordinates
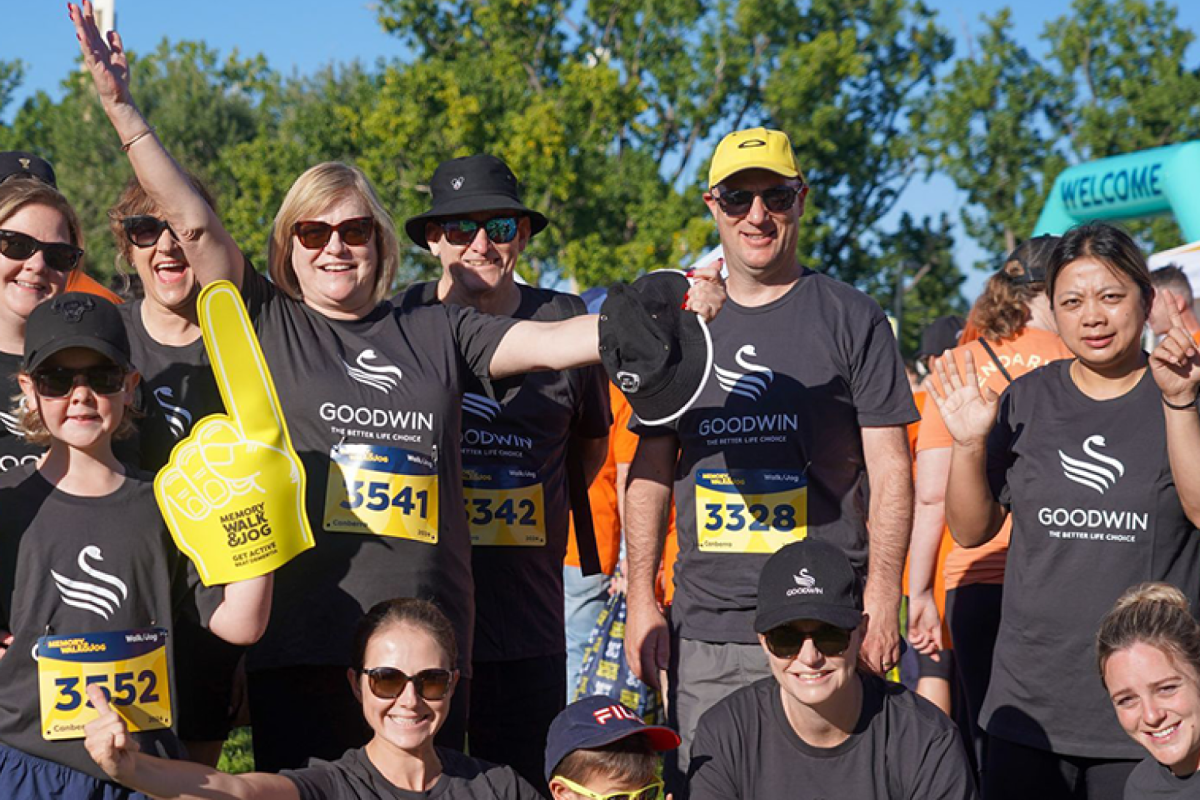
[917,328,1074,588]
[67,271,123,304]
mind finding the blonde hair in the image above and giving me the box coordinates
[1097,583,1200,683]
[267,162,399,305]
[0,178,85,265]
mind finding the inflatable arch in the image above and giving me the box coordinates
[1033,141,1200,240]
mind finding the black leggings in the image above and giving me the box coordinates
[984,735,1136,800]
[946,583,1003,777]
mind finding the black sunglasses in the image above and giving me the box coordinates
[439,216,520,246]
[713,185,803,216]
[0,229,83,273]
[363,666,453,701]
[32,365,127,398]
[122,215,179,249]
[764,622,852,659]
[293,217,375,250]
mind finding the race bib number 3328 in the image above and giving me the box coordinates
[695,469,807,554]
[324,444,439,543]
[37,628,171,741]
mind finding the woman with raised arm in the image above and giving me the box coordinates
[70,0,724,771]
[931,221,1200,800]
[86,598,542,800]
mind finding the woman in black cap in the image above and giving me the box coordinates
[70,0,724,771]
[933,222,1200,799]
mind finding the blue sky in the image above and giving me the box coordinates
[5,0,1199,301]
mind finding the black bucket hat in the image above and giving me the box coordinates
[404,154,549,250]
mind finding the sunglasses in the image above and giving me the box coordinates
[293,217,375,250]
[552,776,663,800]
[363,666,453,702]
[32,365,127,398]
[712,185,803,216]
[0,229,83,273]
[439,216,519,246]
[763,622,853,659]
[122,215,179,248]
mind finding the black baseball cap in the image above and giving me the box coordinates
[24,293,131,373]
[0,151,57,188]
[915,315,964,361]
[754,539,863,633]
[1005,234,1060,285]
[404,154,549,249]
[544,695,680,782]
[598,269,713,425]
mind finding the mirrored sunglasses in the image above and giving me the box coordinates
[439,216,519,246]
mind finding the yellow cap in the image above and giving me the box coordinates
[708,127,802,188]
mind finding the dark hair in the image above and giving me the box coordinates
[351,598,458,674]
[1097,583,1200,683]
[107,172,217,271]
[1047,222,1153,311]
[553,734,660,787]
[1152,265,1194,307]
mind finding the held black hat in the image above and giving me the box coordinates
[598,270,713,426]
[24,293,131,373]
[754,539,863,633]
[544,695,680,782]
[915,315,964,361]
[0,151,57,188]
[404,154,549,249]
[1005,234,1060,285]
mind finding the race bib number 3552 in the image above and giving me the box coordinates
[37,628,171,741]
[324,444,439,543]
[695,469,807,554]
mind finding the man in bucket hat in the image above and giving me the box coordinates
[398,154,612,795]
[623,127,917,796]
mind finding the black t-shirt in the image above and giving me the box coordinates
[398,281,611,662]
[0,466,217,780]
[0,351,43,474]
[119,299,225,471]
[1125,757,1200,798]
[688,674,976,800]
[634,271,917,643]
[982,361,1200,759]
[241,269,518,676]
[283,746,542,800]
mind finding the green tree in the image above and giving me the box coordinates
[0,60,24,120]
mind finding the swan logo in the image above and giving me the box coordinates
[0,408,21,437]
[343,350,403,394]
[51,546,129,620]
[153,386,193,439]
[787,568,823,596]
[1059,435,1126,495]
[714,345,774,401]
[463,392,502,422]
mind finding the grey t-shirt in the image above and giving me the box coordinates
[283,746,542,800]
[634,271,916,643]
[0,351,43,474]
[399,281,611,662]
[241,270,518,676]
[1125,757,1200,798]
[688,674,976,800]
[983,361,1200,759]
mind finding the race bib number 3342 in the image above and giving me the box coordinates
[324,444,439,543]
[37,628,171,741]
[695,469,807,553]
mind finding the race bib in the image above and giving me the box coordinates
[37,628,171,741]
[695,469,807,553]
[462,465,546,546]
[324,444,439,543]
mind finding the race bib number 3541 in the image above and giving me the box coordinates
[37,628,171,741]
[324,444,439,543]
[695,469,807,553]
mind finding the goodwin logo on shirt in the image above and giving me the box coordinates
[1058,435,1125,495]
[462,392,502,423]
[51,546,129,620]
[342,349,403,394]
[714,344,775,401]
[787,568,823,596]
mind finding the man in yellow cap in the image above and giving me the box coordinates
[623,127,917,796]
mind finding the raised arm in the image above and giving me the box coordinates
[1150,290,1200,526]
[69,1,243,289]
[929,351,1008,547]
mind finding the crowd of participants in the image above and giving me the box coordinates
[3,3,1200,798]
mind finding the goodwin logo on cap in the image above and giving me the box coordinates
[787,568,823,597]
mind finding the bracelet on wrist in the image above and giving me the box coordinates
[120,126,156,152]
[1162,389,1199,411]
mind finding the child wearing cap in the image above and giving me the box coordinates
[545,695,680,800]
[0,293,272,799]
